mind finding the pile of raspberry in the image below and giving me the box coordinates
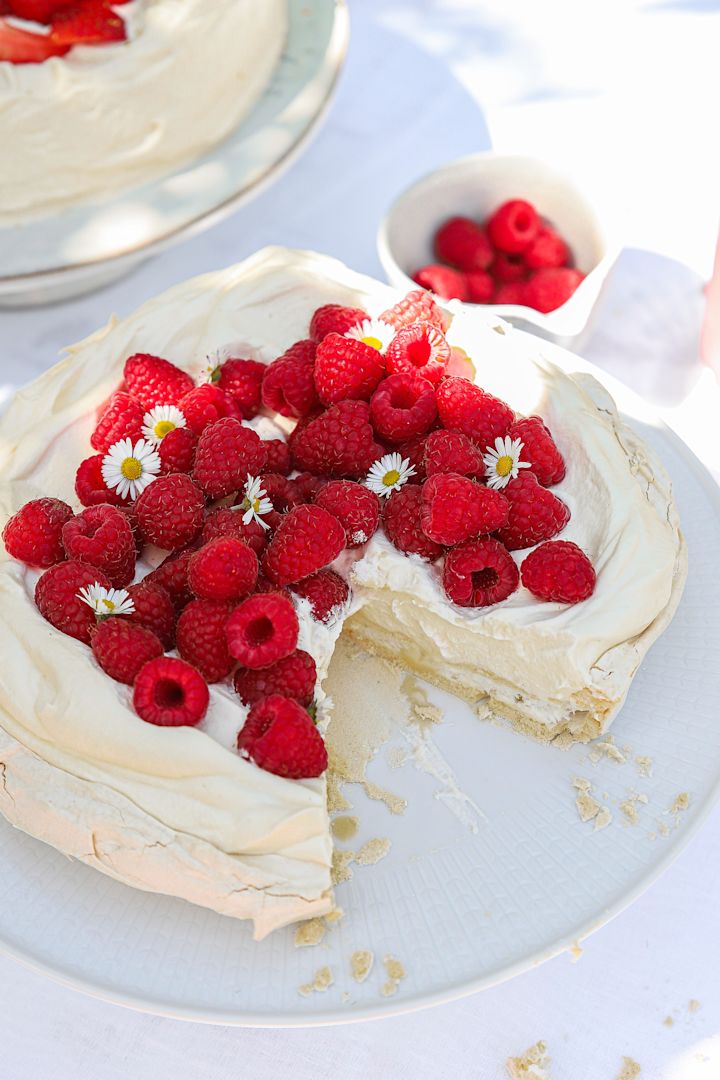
[2,287,596,781]
[414,199,585,313]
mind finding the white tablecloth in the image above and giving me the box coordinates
[1,2,718,1077]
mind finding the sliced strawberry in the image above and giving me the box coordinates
[50,1,126,47]
[8,0,66,24]
[0,16,69,60]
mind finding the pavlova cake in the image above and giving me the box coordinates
[0,248,686,936]
[0,0,287,223]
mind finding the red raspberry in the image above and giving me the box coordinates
[495,471,570,550]
[464,270,494,304]
[309,304,367,342]
[289,569,349,622]
[91,392,144,453]
[443,537,519,607]
[237,694,327,779]
[193,418,266,499]
[435,216,493,271]
[178,384,232,435]
[520,540,596,603]
[188,537,258,601]
[226,592,299,668]
[382,485,443,560]
[386,322,451,385]
[279,339,318,366]
[524,268,584,313]
[176,599,235,682]
[2,497,73,568]
[91,619,163,685]
[123,353,194,410]
[133,656,209,727]
[380,289,449,332]
[290,400,382,478]
[491,252,528,284]
[126,580,176,648]
[62,504,136,587]
[234,649,316,707]
[201,507,268,556]
[370,373,437,443]
[423,429,485,480]
[436,377,514,448]
[75,455,124,507]
[314,480,380,548]
[396,434,428,482]
[262,352,319,420]
[215,358,265,419]
[421,473,509,545]
[508,416,565,486]
[144,548,194,610]
[262,438,291,475]
[495,283,527,305]
[118,504,143,552]
[487,199,540,254]
[35,561,111,644]
[262,504,345,585]
[524,226,569,270]
[293,472,330,503]
[413,264,468,301]
[135,473,205,550]
[158,426,197,474]
[314,334,385,407]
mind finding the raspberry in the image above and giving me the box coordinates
[132,656,209,727]
[233,649,316,707]
[262,504,345,585]
[262,438,291,475]
[226,592,299,669]
[126,580,176,648]
[464,270,494,304]
[380,289,448,332]
[443,537,519,607]
[508,416,565,486]
[2,497,73,568]
[487,199,540,254]
[421,473,509,545]
[123,353,194,410]
[289,569,349,622]
[524,268,584,313]
[237,694,327,779]
[178,384,233,435]
[215,358,265,418]
[293,472,330,503]
[261,352,319,420]
[385,322,451,385]
[135,473,205,550]
[423,429,485,480]
[91,619,163,685]
[290,400,382,478]
[62,504,136,587]
[413,264,468,301]
[495,283,527,305]
[314,334,385,407]
[35,561,111,643]
[524,226,569,270]
[436,377,514,447]
[176,599,235,682]
[279,339,318,366]
[188,537,258,601]
[91,392,143,453]
[193,418,266,499]
[495,471,570,550]
[158,426,197,474]
[314,480,380,548]
[201,506,268,556]
[434,216,493,271]
[144,548,194,609]
[520,540,596,603]
[75,455,124,507]
[118,504,143,551]
[382,486,443,560]
[309,304,367,342]
[491,252,528,284]
[370,373,437,443]
[396,434,428,482]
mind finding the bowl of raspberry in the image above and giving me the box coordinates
[377,152,618,344]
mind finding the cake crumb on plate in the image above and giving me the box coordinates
[350,949,373,983]
[506,1040,551,1079]
[614,1057,641,1080]
[297,965,334,996]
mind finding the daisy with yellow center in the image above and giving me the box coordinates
[77,584,135,617]
[483,435,531,490]
[237,475,274,530]
[365,452,416,497]
[346,318,396,354]
[101,437,161,500]
[142,405,187,445]
[200,349,222,384]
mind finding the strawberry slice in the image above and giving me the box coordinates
[8,0,67,24]
[50,1,126,47]
[0,16,69,61]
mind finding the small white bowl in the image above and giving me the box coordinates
[377,152,619,345]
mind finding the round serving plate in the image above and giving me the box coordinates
[0,1,349,308]
[0,331,717,1026]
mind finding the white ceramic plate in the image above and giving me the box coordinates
[0,0,348,307]
[0,338,717,1026]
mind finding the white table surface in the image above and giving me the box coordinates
[1,2,719,1077]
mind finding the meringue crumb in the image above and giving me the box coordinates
[663,1016,674,1027]
[620,792,647,825]
[363,780,407,815]
[573,777,611,828]
[594,806,613,831]
[569,941,583,962]
[614,1057,641,1080]
[657,820,671,836]
[350,949,373,983]
[331,849,355,884]
[506,1040,552,1079]
[671,792,690,814]
[573,776,592,792]
[591,736,627,765]
[689,999,701,1013]
[325,906,344,924]
[326,769,350,813]
[294,917,326,948]
[635,756,653,778]
[576,793,602,822]
[355,837,391,866]
[331,815,359,841]
[380,953,406,996]
[297,966,334,996]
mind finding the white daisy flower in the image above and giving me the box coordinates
[236,475,274,530]
[77,584,135,618]
[482,435,531,490]
[199,349,222,383]
[365,452,416,498]
[101,437,161,501]
[345,317,396,354]
[142,405,187,445]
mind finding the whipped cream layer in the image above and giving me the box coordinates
[0,248,686,932]
[0,0,287,224]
